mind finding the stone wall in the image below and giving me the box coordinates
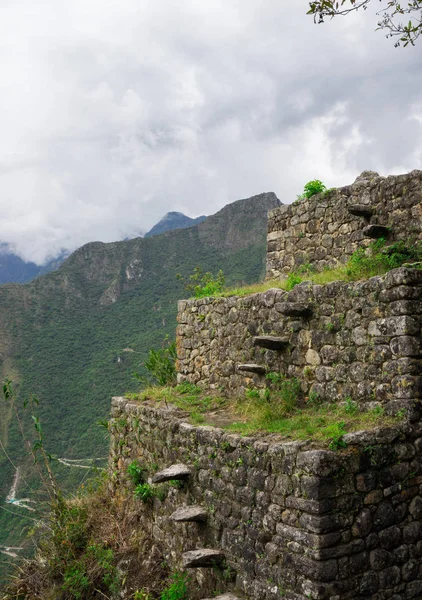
[177,267,422,415]
[267,170,422,278]
[110,397,422,600]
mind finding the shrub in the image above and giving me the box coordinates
[127,460,145,486]
[301,179,327,199]
[178,266,225,298]
[135,337,177,387]
[134,483,155,503]
[346,238,422,279]
[161,572,189,600]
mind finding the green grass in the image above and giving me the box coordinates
[127,385,398,448]
[226,398,394,443]
[213,239,422,299]
[128,384,227,415]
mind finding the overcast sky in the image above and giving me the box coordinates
[0,0,421,263]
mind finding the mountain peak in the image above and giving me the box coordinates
[144,212,207,238]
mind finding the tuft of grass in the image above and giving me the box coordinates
[129,386,227,415]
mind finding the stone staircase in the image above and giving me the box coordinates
[153,463,242,599]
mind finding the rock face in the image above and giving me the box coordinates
[170,506,207,522]
[177,268,422,411]
[182,548,225,568]
[110,397,422,600]
[237,364,266,375]
[151,464,191,483]
[267,170,422,278]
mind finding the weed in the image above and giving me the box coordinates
[307,390,323,407]
[134,483,155,503]
[127,459,146,486]
[246,388,260,400]
[134,337,177,387]
[327,422,347,450]
[301,179,327,199]
[177,266,225,298]
[161,572,189,600]
[344,397,358,415]
[285,271,303,291]
[176,381,202,395]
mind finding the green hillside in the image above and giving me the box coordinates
[0,192,280,586]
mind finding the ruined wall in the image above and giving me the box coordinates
[267,170,422,278]
[177,267,422,415]
[110,397,422,600]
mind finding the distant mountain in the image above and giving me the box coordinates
[0,211,206,285]
[144,211,207,238]
[0,245,67,285]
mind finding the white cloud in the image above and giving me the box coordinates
[0,0,421,263]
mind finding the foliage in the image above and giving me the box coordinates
[127,460,146,486]
[160,572,189,600]
[307,0,422,47]
[285,271,303,291]
[0,205,271,582]
[134,338,177,387]
[134,483,155,503]
[302,179,327,199]
[346,238,422,279]
[175,381,202,395]
[325,421,347,450]
[177,266,225,298]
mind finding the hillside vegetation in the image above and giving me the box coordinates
[0,192,280,585]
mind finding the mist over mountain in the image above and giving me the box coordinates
[0,245,68,284]
[0,212,209,284]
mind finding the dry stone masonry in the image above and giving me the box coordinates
[266,170,422,278]
[110,398,422,600]
[177,267,422,415]
[110,170,422,599]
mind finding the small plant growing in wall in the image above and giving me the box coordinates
[160,572,189,600]
[297,179,327,200]
[127,460,145,486]
[134,483,155,503]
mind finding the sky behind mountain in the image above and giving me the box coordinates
[1,0,421,263]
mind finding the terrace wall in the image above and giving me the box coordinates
[266,170,422,279]
[176,267,422,415]
[110,398,422,600]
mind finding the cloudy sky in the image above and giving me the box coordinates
[0,0,421,263]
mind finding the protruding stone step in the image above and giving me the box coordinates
[348,204,374,219]
[151,464,191,483]
[238,364,266,375]
[275,302,313,318]
[182,548,225,568]
[253,336,290,351]
[202,595,241,600]
[170,506,207,523]
[363,224,390,239]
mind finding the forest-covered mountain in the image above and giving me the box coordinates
[0,191,280,585]
[0,212,207,285]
